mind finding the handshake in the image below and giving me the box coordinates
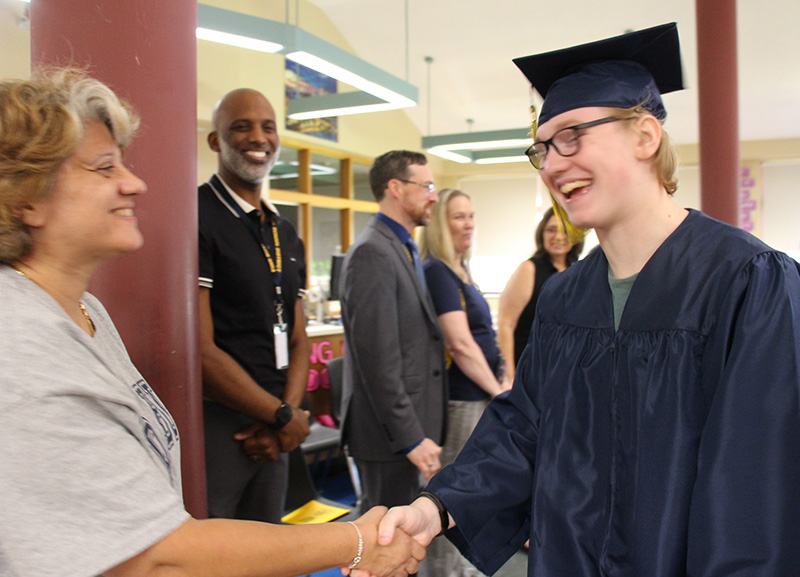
[340,497,447,577]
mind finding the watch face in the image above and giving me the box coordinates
[276,403,293,426]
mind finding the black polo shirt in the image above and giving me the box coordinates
[198,179,306,397]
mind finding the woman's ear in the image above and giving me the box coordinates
[633,114,662,161]
[14,203,46,228]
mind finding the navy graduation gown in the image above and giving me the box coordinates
[428,210,800,576]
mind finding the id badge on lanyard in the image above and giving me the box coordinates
[274,323,289,369]
[208,176,290,370]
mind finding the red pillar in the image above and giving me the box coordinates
[30,0,206,517]
[696,0,739,226]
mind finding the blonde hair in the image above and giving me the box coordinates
[616,105,679,195]
[419,188,473,283]
[0,67,140,264]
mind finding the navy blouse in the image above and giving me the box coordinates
[424,258,500,401]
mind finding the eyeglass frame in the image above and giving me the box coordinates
[396,178,437,193]
[525,116,632,170]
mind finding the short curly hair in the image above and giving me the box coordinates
[0,68,140,264]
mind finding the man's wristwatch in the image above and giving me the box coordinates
[272,402,293,430]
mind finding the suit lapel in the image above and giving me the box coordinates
[371,219,441,330]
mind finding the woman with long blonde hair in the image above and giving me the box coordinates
[418,188,508,577]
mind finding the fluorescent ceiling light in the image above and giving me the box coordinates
[474,155,530,165]
[195,6,417,119]
[426,147,473,164]
[285,27,417,119]
[437,138,532,151]
[272,161,338,180]
[423,128,532,164]
[286,51,415,110]
[197,5,286,53]
[196,28,283,53]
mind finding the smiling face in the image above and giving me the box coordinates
[446,193,475,257]
[541,214,573,259]
[210,89,280,191]
[22,120,147,264]
[538,106,639,232]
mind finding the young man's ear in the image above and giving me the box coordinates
[633,114,662,160]
[207,131,221,153]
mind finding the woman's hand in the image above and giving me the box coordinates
[343,507,426,577]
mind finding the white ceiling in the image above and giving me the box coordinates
[305,0,800,147]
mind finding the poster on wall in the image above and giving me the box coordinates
[285,60,338,142]
[739,162,762,238]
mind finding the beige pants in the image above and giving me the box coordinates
[421,399,489,577]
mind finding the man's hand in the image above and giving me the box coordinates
[233,423,280,463]
[277,407,311,452]
[405,438,442,480]
[342,507,426,577]
[376,497,447,550]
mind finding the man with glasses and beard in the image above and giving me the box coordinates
[339,151,448,558]
[198,89,310,523]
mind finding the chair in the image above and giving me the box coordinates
[283,446,358,523]
[325,357,362,507]
[301,358,344,486]
[297,356,362,509]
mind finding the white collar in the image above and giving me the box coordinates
[214,174,280,217]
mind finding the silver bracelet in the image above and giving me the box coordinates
[347,521,364,569]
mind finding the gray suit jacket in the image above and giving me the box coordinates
[340,216,447,462]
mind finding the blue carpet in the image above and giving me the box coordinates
[318,470,357,506]
[308,569,343,577]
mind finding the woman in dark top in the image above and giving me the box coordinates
[497,207,583,382]
[419,188,509,576]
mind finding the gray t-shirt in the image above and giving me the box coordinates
[0,266,190,577]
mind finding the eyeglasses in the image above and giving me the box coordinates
[397,179,436,193]
[526,116,631,170]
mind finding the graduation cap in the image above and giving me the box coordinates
[513,22,684,125]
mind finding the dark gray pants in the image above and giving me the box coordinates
[354,457,423,513]
[204,401,288,523]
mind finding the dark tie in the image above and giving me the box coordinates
[405,239,427,293]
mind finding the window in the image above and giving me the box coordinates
[269,140,378,290]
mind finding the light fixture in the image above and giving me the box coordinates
[284,27,417,119]
[197,5,285,53]
[196,5,417,119]
[271,161,338,180]
[423,128,532,164]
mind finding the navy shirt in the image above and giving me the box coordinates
[424,258,499,401]
[198,180,306,397]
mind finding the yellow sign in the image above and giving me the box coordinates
[281,499,350,525]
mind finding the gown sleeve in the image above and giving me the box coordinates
[687,251,800,576]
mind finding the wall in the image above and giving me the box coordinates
[3,0,800,289]
[195,0,423,184]
[0,2,30,79]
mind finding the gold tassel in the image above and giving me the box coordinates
[530,103,590,245]
[549,193,590,245]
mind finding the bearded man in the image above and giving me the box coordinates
[198,89,310,522]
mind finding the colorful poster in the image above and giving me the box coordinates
[285,60,339,142]
[739,163,762,238]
